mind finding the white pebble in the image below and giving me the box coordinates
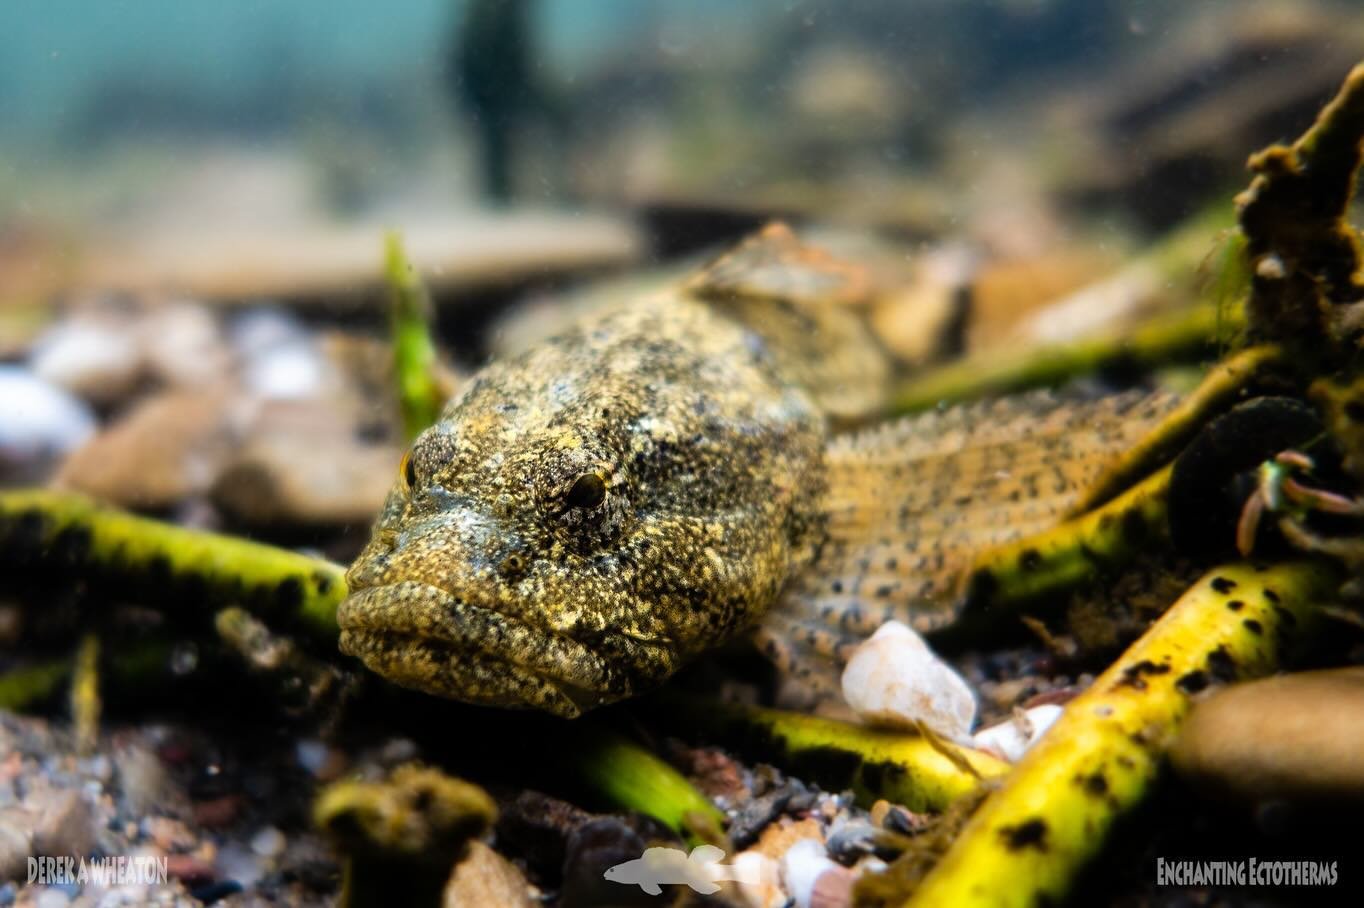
[781,839,837,908]
[841,621,977,739]
[250,825,286,859]
[36,888,71,908]
[0,366,96,460]
[29,318,142,404]
[730,851,783,908]
[972,704,1064,762]
[295,740,329,776]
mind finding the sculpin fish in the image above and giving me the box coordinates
[339,226,1175,716]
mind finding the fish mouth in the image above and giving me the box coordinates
[337,581,616,718]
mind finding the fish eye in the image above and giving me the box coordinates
[564,473,606,509]
[399,449,417,490]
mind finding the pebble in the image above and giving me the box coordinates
[249,826,286,860]
[841,621,978,738]
[444,840,536,908]
[34,888,69,908]
[730,851,783,908]
[30,790,96,859]
[214,841,266,889]
[114,746,172,817]
[0,812,33,881]
[0,367,96,478]
[143,816,195,853]
[782,838,846,908]
[54,388,236,509]
[971,704,1064,763]
[139,302,230,388]
[209,432,399,528]
[1171,667,1364,802]
[29,315,143,404]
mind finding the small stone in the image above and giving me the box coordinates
[841,621,977,738]
[115,746,173,817]
[782,838,840,908]
[971,704,1064,763]
[143,816,194,853]
[210,432,399,528]
[55,388,236,509]
[0,366,96,480]
[214,842,265,889]
[1171,667,1364,802]
[751,816,823,861]
[29,314,142,404]
[444,840,536,908]
[34,888,70,908]
[0,811,34,881]
[191,796,241,829]
[249,826,286,859]
[729,850,783,908]
[165,853,216,885]
[139,302,230,388]
[30,790,95,859]
[809,864,856,908]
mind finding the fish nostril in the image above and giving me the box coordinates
[498,549,530,579]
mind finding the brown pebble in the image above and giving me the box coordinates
[752,817,824,860]
[810,864,856,908]
[1171,667,1364,802]
[444,840,537,908]
[192,795,242,829]
[165,853,216,885]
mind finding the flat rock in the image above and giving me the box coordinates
[72,211,643,304]
[1170,667,1364,802]
[55,388,239,509]
[210,430,400,528]
[29,312,144,405]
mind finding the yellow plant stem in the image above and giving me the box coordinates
[0,489,346,636]
[905,560,1334,908]
[961,465,1172,612]
[664,697,1008,812]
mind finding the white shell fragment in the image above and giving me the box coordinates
[840,621,977,739]
[782,838,842,908]
[971,704,1064,763]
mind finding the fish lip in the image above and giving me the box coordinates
[336,581,614,709]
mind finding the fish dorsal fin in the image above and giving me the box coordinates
[687,222,893,423]
[755,389,1181,703]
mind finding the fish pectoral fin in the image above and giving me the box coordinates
[639,881,662,895]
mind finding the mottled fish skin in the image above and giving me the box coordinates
[340,295,827,716]
[341,228,1181,716]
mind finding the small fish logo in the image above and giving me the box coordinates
[602,844,766,895]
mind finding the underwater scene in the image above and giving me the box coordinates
[4,1,1364,905]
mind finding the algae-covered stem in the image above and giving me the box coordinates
[0,488,348,638]
[898,560,1336,908]
[660,696,1008,812]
